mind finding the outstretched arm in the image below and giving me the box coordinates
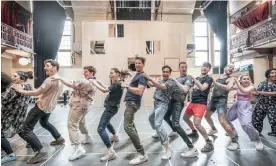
[234,79,255,93]
[171,77,190,93]
[90,79,109,93]
[213,78,235,91]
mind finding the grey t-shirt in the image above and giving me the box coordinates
[171,75,193,101]
[153,79,175,103]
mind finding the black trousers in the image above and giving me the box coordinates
[18,105,61,152]
[1,136,13,154]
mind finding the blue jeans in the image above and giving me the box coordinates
[97,107,118,148]
[149,100,169,145]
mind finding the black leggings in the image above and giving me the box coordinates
[1,136,13,154]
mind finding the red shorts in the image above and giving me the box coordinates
[185,103,206,117]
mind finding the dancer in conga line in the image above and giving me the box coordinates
[1,71,33,163]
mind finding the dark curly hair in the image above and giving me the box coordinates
[265,68,276,79]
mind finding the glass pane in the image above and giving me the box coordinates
[214,51,220,67]
[194,22,207,36]
[195,37,208,50]
[214,37,221,51]
[195,52,208,66]
[57,52,71,66]
[59,36,71,50]
[63,20,72,35]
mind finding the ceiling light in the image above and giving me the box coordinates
[18,57,29,65]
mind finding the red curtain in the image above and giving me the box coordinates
[232,2,269,30]
[1,2,31,34]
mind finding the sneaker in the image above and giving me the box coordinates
[100,150,117,162]
[129,153,148,165]
[227,142,239,151]
[50,137,65,146]
[168,131,178,137]
[187,132,199,138]
[161,146,172,160]
[207,130,218,136]
[82,136,93,144]
[268,132,276,136]
[110,135,119,142]
[1,154,16,163]
[69,146,86,161]
[152,133,159,138]
[26,151,48,164]
[201,142,214,152]
[181,148,199,158]
[255,141,264,151]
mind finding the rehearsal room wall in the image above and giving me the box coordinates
[1,57,12,76]
[81,20,194,107]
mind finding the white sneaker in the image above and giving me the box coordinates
[100,150,117,162]
[129,153,148,165]
[82,136,93,144]
[208,130,218,136]
[168,131,178,137]
[227,142,239,151]
[110,135,119,142]
[152,133,159,138]
[181,148,199,158]
[161,146,172,160]
[255,141,264,151]
[69,146,86,161]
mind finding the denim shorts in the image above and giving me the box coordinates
[207,97,228,115]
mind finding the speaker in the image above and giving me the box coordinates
[213,67,220,74]
[187,44,195,51]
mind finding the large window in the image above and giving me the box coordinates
[214,35,221,67]
[194,20,221,67]
[56,20,72,66]
[194,21,208,66]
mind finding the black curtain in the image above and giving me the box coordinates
[33,1,66,88]
[203,1,228,74]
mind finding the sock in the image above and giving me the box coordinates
[85,134,91,139]
[192,130,197,133]
[57,137,63,140]
[211,126,217,130]
[231,137,237,143]
[205,138,211,143]
[9,153,15,157]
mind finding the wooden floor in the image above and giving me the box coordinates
[2,103,276,166]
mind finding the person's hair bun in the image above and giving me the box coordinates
[26,71,33,79]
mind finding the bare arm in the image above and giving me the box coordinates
[90,79,109,93]
[213,78,235,91]
[192,77,211,91]
[234,79,255,93]
[127,84,146,96]
[256,91,276,96]
[60,79,77,89]
[171,77,190,93]
[148,79,167,90]
[96,80,109,89]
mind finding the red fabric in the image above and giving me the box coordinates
[232,2,269,30]
[1,2,31,34]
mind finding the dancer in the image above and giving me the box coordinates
[163,62,199,158]
[204,64,239,151]
[1,72,12,93]
[156,62,191,138]
[182,62,214,153]
[52,66,110,161]
[97,68,130,162]
[144,65,176,160]
[252,68,276,136]
[227,75,264,150]
[122,57,148,165]
[12,59,65,164]
[1,71,33,163]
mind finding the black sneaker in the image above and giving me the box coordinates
[268,132,276,137]
[201,142,214,152]
[26,151,48,164]
[187,132,199,138]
